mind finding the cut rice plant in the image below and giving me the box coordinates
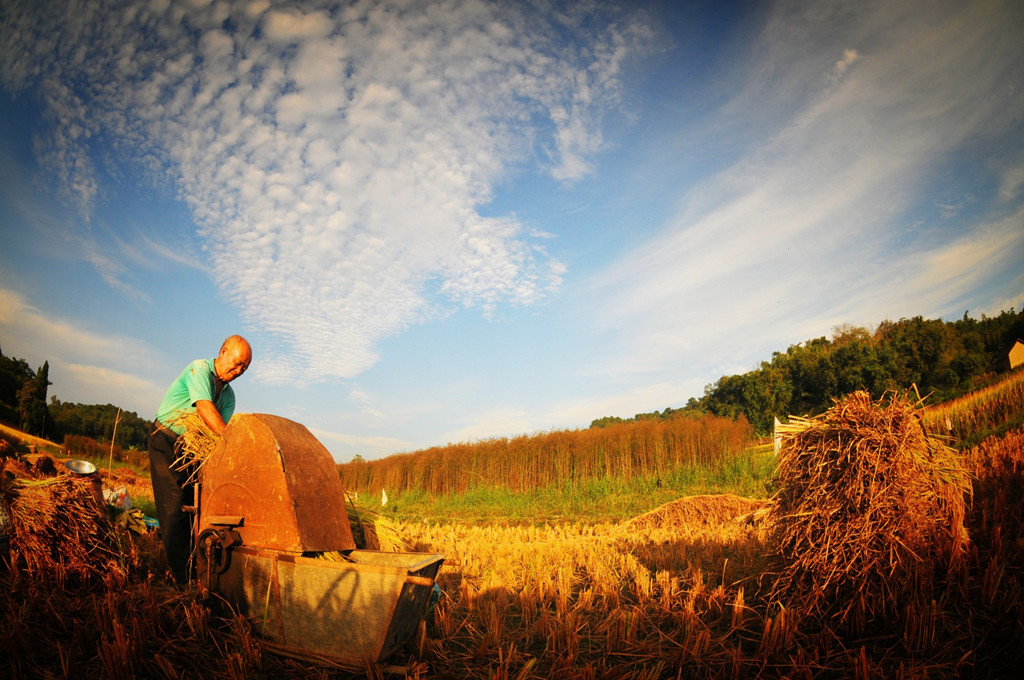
[1,461,135,592]
[166,410,222,484]
[616,493,767,535]
[314,494,408,558]
[766,390,972,629]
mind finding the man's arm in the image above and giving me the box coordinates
[196,399,228,435]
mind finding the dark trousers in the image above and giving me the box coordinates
[148,427,194,585]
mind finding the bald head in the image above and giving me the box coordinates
[215,335,252,383]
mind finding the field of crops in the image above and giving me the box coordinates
[338,413,753,496]
[400,390,1023,679]
[2,373,1023,679]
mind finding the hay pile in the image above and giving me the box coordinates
[767,391,971,628]
[343,494,408,551]
[1,458,136,592]
[620,493,768,533]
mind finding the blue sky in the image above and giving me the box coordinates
[1,0,1022,461]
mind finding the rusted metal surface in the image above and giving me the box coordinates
[193,412,445,666]
[210,546,444,665]
[197,413,356,553]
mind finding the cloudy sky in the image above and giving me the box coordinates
[1,0,1022,460]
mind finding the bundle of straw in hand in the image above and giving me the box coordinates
[167,411,222,484]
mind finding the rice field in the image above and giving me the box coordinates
[398,394,1021,679]
[922,369,1024,446]
[2,381,1023,678]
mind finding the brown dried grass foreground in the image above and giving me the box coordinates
[0,452,376,679]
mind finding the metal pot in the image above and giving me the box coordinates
[64,459,98,476]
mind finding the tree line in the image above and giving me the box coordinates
[0,346,151,450]
[0,348,51,436]
[594,309,1024,435]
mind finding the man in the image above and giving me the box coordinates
[148,335,252,584]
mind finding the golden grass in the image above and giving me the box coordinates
[0,421,61,453]
[922,368,1024,443]
[617,493,767,533]
[400,502,772,678]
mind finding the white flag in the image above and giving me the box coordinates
[381,489,388,507]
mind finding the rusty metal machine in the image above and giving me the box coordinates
[192,413,443,667]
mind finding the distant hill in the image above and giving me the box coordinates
[597,309,1024,434]
[1,345,151,449]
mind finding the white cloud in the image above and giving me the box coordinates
[309,426,415,462]
[61,363,164,416]
[262,7,333,42]
[998,161,1024,203]
[0,287,165,415]
[440,407,534,445]
[832,48,859,80]
[898,203,1024,314]
[0,0,650,383]
[547,378,709,426]
[590,0,1024,379]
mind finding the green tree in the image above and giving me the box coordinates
[682,310,1023,432]
[0,347,34,423]
[17,361,51,437]
[47,399,151,450]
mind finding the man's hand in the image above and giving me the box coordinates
[196,400,228,434]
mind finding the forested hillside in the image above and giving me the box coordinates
[47,400,151,451]
[0,346,150,449]
[597,309,1024,434]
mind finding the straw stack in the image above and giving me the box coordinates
[1,463,132,591]
[620,493,768,533]
[766,391,971,628]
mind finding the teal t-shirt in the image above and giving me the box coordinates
[155,358,236,435]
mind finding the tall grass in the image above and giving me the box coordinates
[922,369,1024,447]
[339,412,753,496]
[382,444,775,523]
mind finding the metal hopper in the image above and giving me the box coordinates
[192,413,443,667]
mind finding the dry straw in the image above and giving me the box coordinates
[343,493,408,552]
[618,493,767,534]
[167,410,222,483]
[766,390,971,628]
[316,494,408,558]
[1,460,132,591]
